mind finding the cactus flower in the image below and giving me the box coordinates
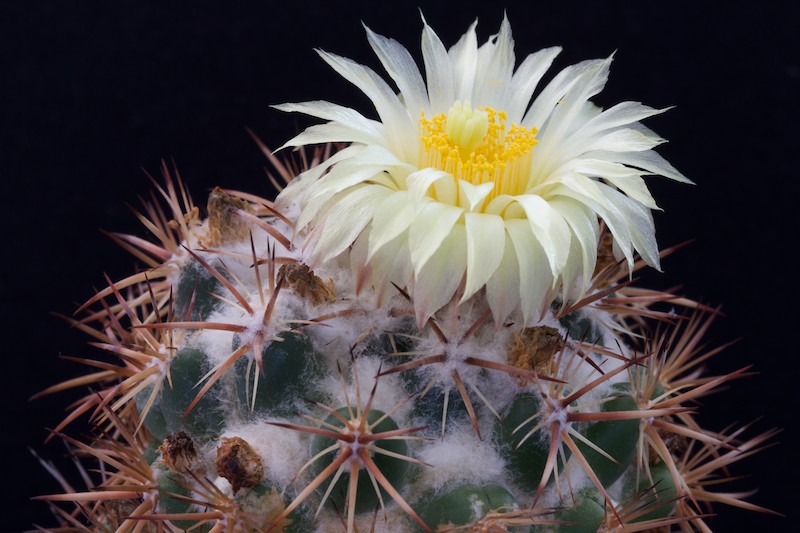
[276,16,691,325]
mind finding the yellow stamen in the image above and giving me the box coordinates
[419,100,538,208]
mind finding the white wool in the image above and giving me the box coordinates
[350,356,413,420]
[220,420,308,489]
[416,427,505,490]
[303,299,407,363]
[316,356,410,422]
[212,475,234,498]
[190,324,236,368]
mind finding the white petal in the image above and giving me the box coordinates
[408,201,464,275]
[448,19,479,99]
[273,101,385,143]
[590,149,693,184]
[601,185,660,269]
[550,182,636,270]
[308,185,392,264]
[473,15,515,108]
[582,128,665,153]
[421,21,454,112]
[568,159,658,209]
[367,190,418,259]
[406,167,452,201]
[504,46,562,123]
[412,224,467,326]
[551,172,611,208]
[353,227,413,305]
[279,122,385,149]
[296,161,394,232]
[462,212,505,302]
[364,25,429,117]
[578,101,667,140]
[317,50,417,160]
[536,57,612,152]
[531,61,616,183]
[276,144,365,213]
[549,198,599,293]
[506,219,554,324]
[486,230,521,325]
[513,194,572,277]
[601,174,659,210]
[522,58,601,129]
[484,194,517,216]
[458,180,494,212]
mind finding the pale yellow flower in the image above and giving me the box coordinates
[276,16,690,325]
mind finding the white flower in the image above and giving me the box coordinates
[276,16,690,326]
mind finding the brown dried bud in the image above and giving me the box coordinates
[277,262,336,305]
[158,431,199,473]
[508,326,562,382]
[215,436,264,494]
[205,187,254,247]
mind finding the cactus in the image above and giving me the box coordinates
[32,15,779,533]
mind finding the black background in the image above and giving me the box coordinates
[2,1,798,531]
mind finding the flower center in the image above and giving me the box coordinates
[419,101,538,206]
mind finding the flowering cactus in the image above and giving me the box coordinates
[34,16,777,533]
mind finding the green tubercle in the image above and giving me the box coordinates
[234,331,324,417]
[158,347,226,439]
[547,488,605,533]
[496,393,568,491]
[576,383,640,486]
[416,483,518,532]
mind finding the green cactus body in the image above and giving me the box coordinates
[234,331,324,418]
[416,483,519,532]
[496,393,569,491]
[548,488,605,533]
[630,460,679,523]
[158,347,226,439]
[576,384,640,486]
[173,258,225,322]
[157,471,210,531]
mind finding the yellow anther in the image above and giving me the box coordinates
[419,103,538,208]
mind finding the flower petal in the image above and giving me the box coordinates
[317,50,417,160]
[462,212,505,302]
[408,201,464,275]
[448,19,479,99]
[458,180,494,212]
[473,15,515,109]
[308,184,393,265]
[406,167,452,201]
[504,46,562,123]
[367,190,418,260]
[506,219,554,324]
[486,230,521,325]
[412,224,467,326]
[421,20,455,111]
[590,149,693,184]
[273,101,385,145]
[549,198,600,294]
[513,194,572,277]
[353,227,413,306]
[364,25,429,117]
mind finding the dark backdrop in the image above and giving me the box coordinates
[2,1,798,531]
